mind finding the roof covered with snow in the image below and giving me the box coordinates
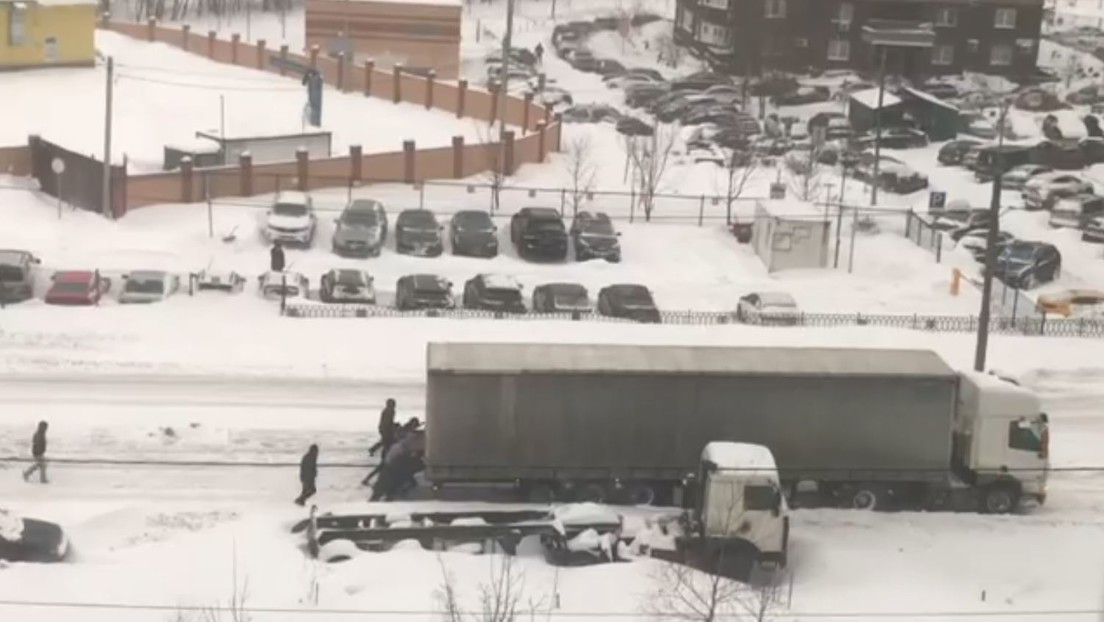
[756,199,828,221]
[849,88,902,110]
[479,274,522,291]
[427,343,956,377]
[901,87,959,111]
[702,442,778,473]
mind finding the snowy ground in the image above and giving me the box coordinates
[2,31,497,173]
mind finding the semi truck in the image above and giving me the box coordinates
[424,343,1050,515]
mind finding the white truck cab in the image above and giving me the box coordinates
[954,372,1050,513]
[684,442,790,570]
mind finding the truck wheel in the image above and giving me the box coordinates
[576,483,606,503]
[982,485,1020,514]
[627,483,657,506]
[849,488,879,510]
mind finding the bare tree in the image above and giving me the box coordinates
[716,150,759,225]
[201,547,251,622]
[625,125,678,222]
[647,559,785,622]
[562,135,598,217]
[473,122,509,214]
[436,555,559,622]
[783,146,825,202]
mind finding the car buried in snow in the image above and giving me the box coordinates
[192,268,246,293]
[999,164,1053,191]
[735,291,801,325]
[258,270,309,300]
[118,270,181,304]
[462,274,527,314]
[1021,172,1093,210]
[44,270,110,306]
[956,229,1016,263]
[937,139,983,166]
[531,282,591,314]
[0,509,70,563]
[319,269,376,304]
[0,249,41,304]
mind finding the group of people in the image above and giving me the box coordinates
[294,398,427,506]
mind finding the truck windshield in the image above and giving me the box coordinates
[743,485,779,511]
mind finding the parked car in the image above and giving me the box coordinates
[807,112,853,141]
[533,86,574,107]
[671,71,731,91]
[395,209,444,257]
[449,210,499,258]
[510,207,568,261]
[616,116,654,136]
[395,274,455,310]
[333,198,388,257]
[319,269,376,304]
[0,249,41,304]
[462,274,527,313]
[856,127,929,149]
[681,106,741,127]
[957,229,1016,263]
[1022,172,1093,210]
[854,156,929,193]
[118,270,180,304]
[931,207,993,232]
[971,145,1035,181]
[531,282,591,314]
[1032,139,1088,170]
[192,268,246,293]
[593,58,627,76]
[263,191,317,246]
[624,83,670,108]
[772,86,830,106]
[918,81,959,100]
[735,291,800,325]
[597,284,660,323]
[484,47,537,68]
[567,51,600,72]
[258,270,308,300]
[1048,194,1104,229]
[562,104,622,124]
[938,139,983,166]
[570,211,621,262]
[677,141,726,166]
[1000,164,1052,191]
[704,84,743,98]
[1082,215,1104,243]
[959,113,1002,139]
[0,509,70,563]
[649,89,699,111]
[1036,289,1104,317]
[989,241,1062,290]
[605,73,660,90]
[45,270,110,306]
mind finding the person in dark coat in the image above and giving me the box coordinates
[363,417,420,486]
[22,421,48,484]
[294,444,319,506]
[534,42,544,64]
[270,240,286,272]
[369,399,397,457]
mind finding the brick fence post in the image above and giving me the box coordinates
[181,24,190,50]
[239,152,253,196]
[146,18,156,42]
[364,60,375,96]
[180,157,194,203]
[554,113,563,151]
[337,53,346,91]
[309,45,319,70]
[279,45,288,76]
[393,64,403,104]
[256,39,266,70]
[503,130,516,176]
[349,145,362,182]
[425,70,435,110]
[451,136,464,178]
[207,31,216,59]
[231,33,240,64]
[296,148,309,191]
[489,85,500,126]
[457,79,468,118]
[522,92,533,133]
[544,105,553,126]
[536,121,546,163]
[403,140,415,183]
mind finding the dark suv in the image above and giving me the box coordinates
[989,241,1062,290]
[570,211,621,262]
[462,274,526,313]
[597,284,661,323]
[395,209,444,257]
[449,210,498,258]
[395,274,455,310]
[510,207,568,261]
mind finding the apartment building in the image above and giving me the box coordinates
[673,0,1045,78]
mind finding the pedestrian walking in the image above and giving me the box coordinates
[22,421,49,484]
[534,42,544,65]
[364,416,419,487]
[294,444,319,506]
[369,398,397,457]
[270,240,286,272]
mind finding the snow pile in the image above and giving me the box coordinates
[551,503,620,526]
[0,510,24,542]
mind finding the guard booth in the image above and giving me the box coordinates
[752,199,831,272]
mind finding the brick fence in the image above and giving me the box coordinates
[0,18,563,216]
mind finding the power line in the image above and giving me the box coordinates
[0,598,1100,619]
[116,72,302,92]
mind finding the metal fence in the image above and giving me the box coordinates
[281,302,1104,338]
[903,210,944,262]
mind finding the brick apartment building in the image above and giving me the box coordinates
[673,0,1045,79]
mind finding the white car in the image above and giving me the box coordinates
[675,142,726,167]
[736,291,800,325]
[956,229,1015,263]
[1000,164,1052,191]
[192,268,246,293]
[319,269,376,304]
[118,270,181,304]
[259,270,309,300]
[263,192,317,246]
[1021,172,1093,210]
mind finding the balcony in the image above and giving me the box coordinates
[861,19,937,48]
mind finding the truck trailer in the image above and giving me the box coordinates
[424,343,1050,514]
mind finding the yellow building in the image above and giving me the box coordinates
[0,0,96,70]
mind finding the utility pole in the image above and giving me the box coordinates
[499,0,516,137]
[974,100,1011,372]
[101,56,115,219]
[870,46,887,206]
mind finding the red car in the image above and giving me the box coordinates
[45,271,110,305]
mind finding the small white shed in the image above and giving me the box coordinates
[752,199,831,272]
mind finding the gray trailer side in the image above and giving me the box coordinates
[425,343,959,489]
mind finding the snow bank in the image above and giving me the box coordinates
[0,510,24,542]
[552,503,620,526]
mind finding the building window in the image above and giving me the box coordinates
[765,0,787,19]
[676,6,693,32]
[935,7,958,27]
[995,8,1017,28]
[700,22,732,46]
[837,2,854,23]
[8,3,27,46]
[990,43,1013,65]
[699,0,730,9]
[828,38,850,61]
[932,44,954,65]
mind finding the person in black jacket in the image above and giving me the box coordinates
[270,241,286,272]
[294,444,318,506]
[22,421,48,484]
[369,399,397,457]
